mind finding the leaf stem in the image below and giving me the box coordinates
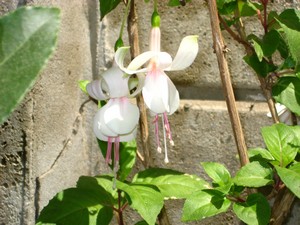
[117,190,125,225]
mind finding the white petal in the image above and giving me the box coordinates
[102,65,129,98]
[119,127,138,142]
[166,35,199,71]
[93,106,117,140]
[104,98,139,135]
[142,70,170,114]
[167,77,180,115]
[115,47,150,74]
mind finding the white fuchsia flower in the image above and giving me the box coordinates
[267,103,300,125]
[86,62,144,170]
[115,27,199,163]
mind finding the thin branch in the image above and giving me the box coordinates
[207,0,249,166]
[218,15,252,52]
[127,0,153,168]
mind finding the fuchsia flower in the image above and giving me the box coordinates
[87,62,143,170]
[115,27,198,163]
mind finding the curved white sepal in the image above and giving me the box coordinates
[166,35,199,71]
[86,79,109,100]
[115,47,149,74]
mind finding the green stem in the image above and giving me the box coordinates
[154,0,158,12]
[119,0,132,39]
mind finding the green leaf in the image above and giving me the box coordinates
[182,189,231,221]
[99,0,121,20]
[275,164,300,198]
[97,139,137,181]
[78,80,90,94]
[272,77,300,116]
[261,123,300,166]
[0,7,60,125]
[133,168,209,199]
[168,0,191,6]
[249,30,280,62]
[238,0,262,17]
[36,187,113,225]
[243,54,276,77]
[135,221,158,225]
[201,162,232,193]
[218,1,237,15]
[119,140,137,181]
[233,193,271,225]
[76,176,118,206]
[248,148,275,162]
[277,10,300,71]
[233,161,273,187]
[117,181,164,225]
[278,9,300,31]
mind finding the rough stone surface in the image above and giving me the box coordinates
[0,0,300,225]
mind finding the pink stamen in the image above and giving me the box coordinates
[163,113,174,146]
[106,137,113,164]
[114,136,120,165]
[153,115,162,153]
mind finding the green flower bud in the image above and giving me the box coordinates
[151,11,160,27]
[114,38,124,51]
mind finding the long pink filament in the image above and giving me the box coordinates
[106,137,113,164]
[163,112,174,146]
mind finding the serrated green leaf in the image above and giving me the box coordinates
[261,123,300,166]
[0,7,60,125]
[36,187,113,225]
[182,189,231,221]
[233,161,273,187]
[201,162,232,193]
[275,164,300,198]
[248,148,275,162]
[117,181,164,225]
[133,168,208,199]
[233,193,271,225]
[168,0,191,6]
[99,0,121,20]
[97,139,137,181]
[272,77,300,116]
[277,11,300,71]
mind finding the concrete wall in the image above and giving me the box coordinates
[0,0,299,225]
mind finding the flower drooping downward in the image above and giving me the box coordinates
[86,62,143,171]
[115,24,198,163]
